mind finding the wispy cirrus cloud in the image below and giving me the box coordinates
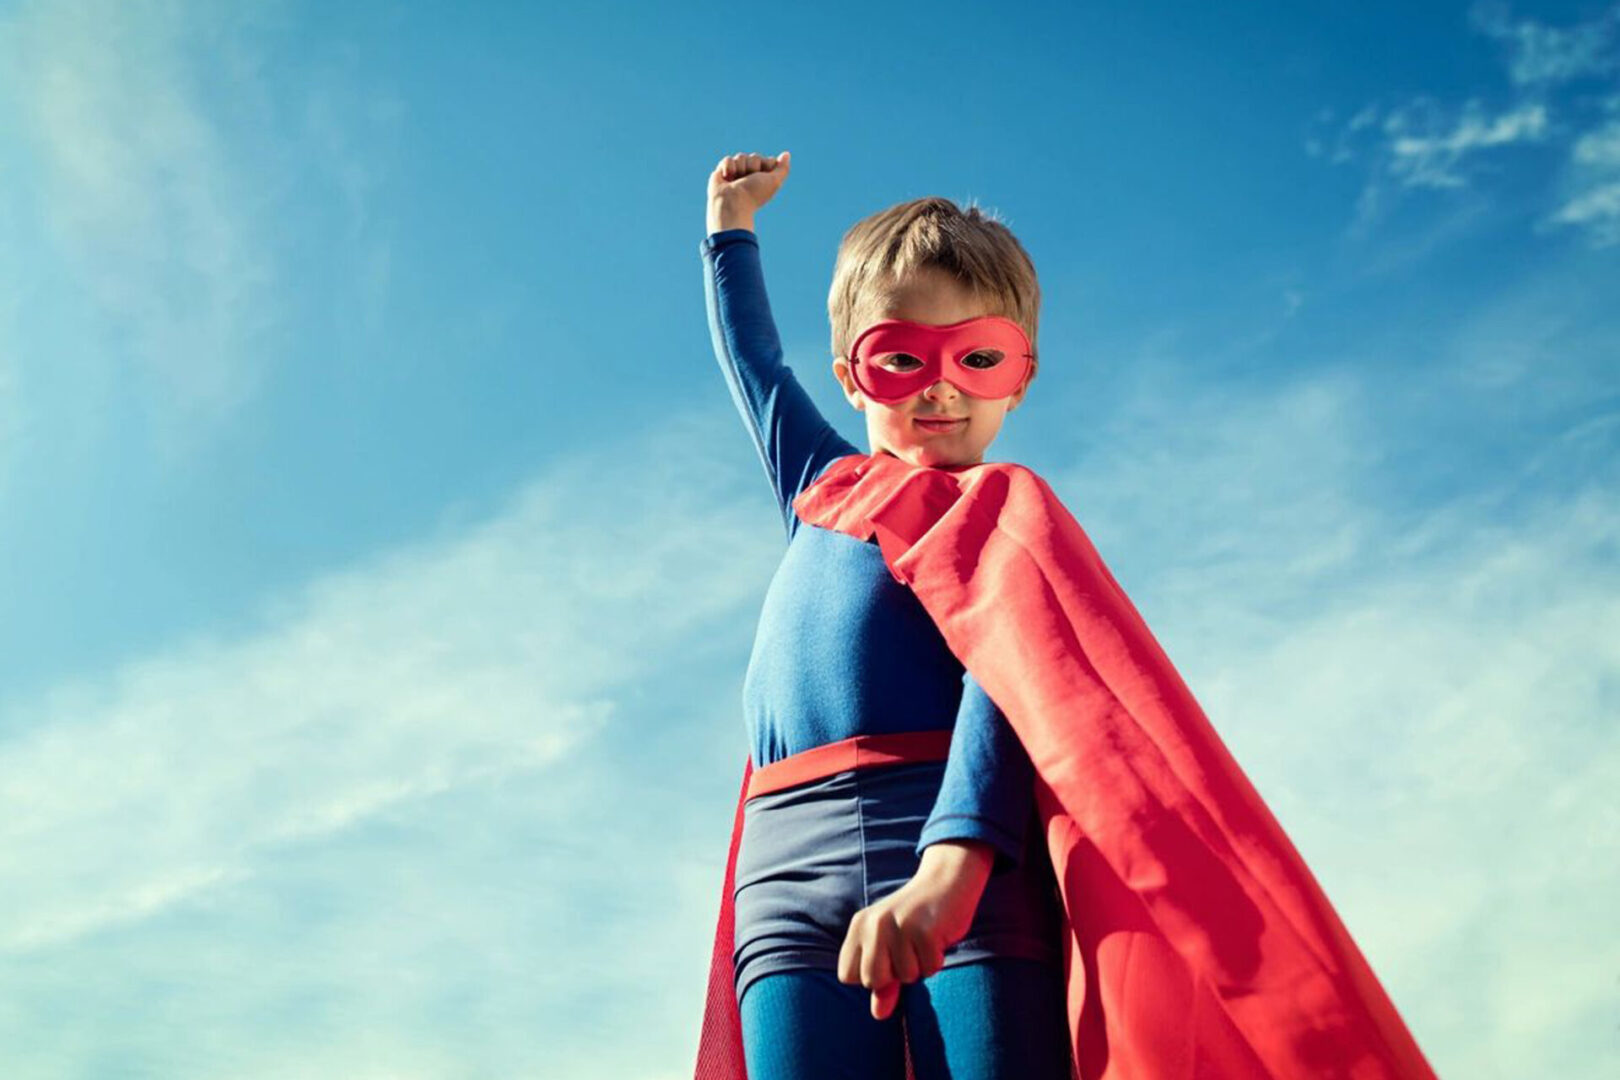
[0,0,400,466]
[0,413,785,1076]
[1471,0,1620,86]
[0,0,278,436]
[1384,98,1549,190]
[1546,95,1620,246]
[1306,1,1620,247]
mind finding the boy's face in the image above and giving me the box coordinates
[832,267,1034,469]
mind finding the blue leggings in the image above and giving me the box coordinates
[739,957,1072,1079]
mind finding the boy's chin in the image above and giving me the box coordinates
[879,443,984,469]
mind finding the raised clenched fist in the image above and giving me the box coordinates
[707,150,792,219]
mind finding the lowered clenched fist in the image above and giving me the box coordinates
[836,842,993,1021]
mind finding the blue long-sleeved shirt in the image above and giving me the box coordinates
[701,226,1035,873]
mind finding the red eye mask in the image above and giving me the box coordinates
[848,316,1033,404]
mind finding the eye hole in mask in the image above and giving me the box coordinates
[876,349,1005,372]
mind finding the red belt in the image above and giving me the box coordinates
[745,729,954,800]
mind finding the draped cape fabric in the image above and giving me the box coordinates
[694,452,1437,1080]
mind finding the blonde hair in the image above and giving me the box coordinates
[827,196,1041,373]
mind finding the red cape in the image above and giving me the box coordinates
[694,452,1437,1079]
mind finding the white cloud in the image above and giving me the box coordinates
[1574,113,1620,167]
[1312,94,1548,243]
[1547,112,1620,246]
[1573,114,1620,166]
[1470,0,1620,86]
[0,0,279,442]
[0,409,790,1075]
[0,0,401,465]
[0,411,789,1075]
[0,415,780,951]
[1549,180,1620,244]
[1385,99,1549,189]
[1311,4,1620,249]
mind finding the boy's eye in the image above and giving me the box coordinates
[876,353,922,371]
[961,350,1004,369]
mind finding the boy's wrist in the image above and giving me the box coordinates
[707,195,756,235]
[917,838,995,883]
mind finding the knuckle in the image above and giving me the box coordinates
[837,948,858,979]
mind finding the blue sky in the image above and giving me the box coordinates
[0,0,1615,1075]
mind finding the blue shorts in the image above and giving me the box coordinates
[732,758,1065,1009]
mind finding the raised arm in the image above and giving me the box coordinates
[701,229,858,535]
[702,152,860,539]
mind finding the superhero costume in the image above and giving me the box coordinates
[694,228,1436,1077]
[699,225,1054,1010]
[695,454,1439,1079]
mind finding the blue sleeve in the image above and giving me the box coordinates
[916,669,1036,877]
[701,228,861,540]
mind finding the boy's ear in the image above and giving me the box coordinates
[831,357,866,411]
[1008,361,1037,410]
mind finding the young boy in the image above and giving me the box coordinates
[693,152,1437,1080]
[696,151,1072,1080]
